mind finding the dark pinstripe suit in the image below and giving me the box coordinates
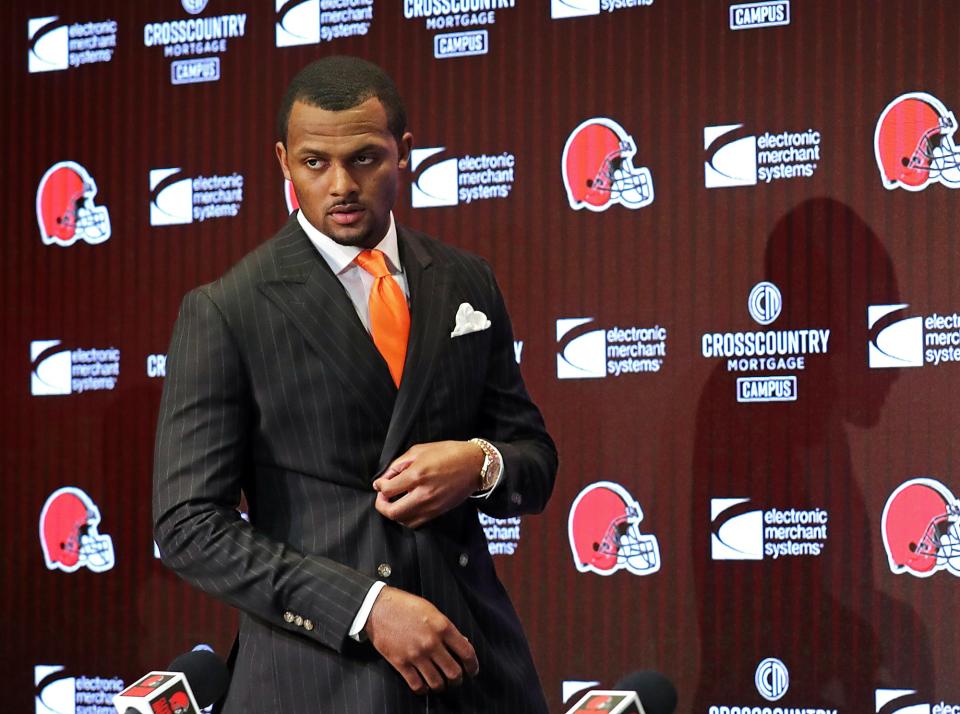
[153,214,557,712]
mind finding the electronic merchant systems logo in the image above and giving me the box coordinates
[709,659,836,714]
[551,0,654,21]
[479,513,521,556]
[562,118,654,212]
[701,281,830,403]
[410,147,515,208]
[35,665,125,714]
[568,481,661,576]
[710,498,829,561]
[876,688,960,714]
[404,0,513,58]
[869,304,960,369]
[31,341,120,396]
[36,162,111,247]
[556,318,667,379]
[28,16,118,73]
[875,92,960,191]
[275,0,373,47]
[704,123,822,188]
[729,1,790,30]
[881,477,960,578]
[143,4,247,84]
[150,168,244,225]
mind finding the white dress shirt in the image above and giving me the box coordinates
[296,209,501,641]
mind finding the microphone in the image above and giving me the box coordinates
[113,649,229,714]
[613,671,677,714]
[564,671,677,714]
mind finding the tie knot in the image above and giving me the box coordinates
[356,249,391,279]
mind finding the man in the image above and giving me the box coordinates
[152,56,557,713]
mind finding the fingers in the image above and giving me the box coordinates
[375,490,432,529]
[397,664,427,695]
[412,657,446,692]
[444,629,479,677]
[431,646,465,686]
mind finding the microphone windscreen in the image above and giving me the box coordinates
[166,650,229,708]
[612,670,677,714]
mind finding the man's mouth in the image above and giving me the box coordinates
[329,204,365,226]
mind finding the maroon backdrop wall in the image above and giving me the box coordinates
[4,1,960,712]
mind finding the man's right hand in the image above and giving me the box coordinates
[364,585,479,694]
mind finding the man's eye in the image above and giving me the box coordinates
[305,158,324,169]
[355,155,375,165]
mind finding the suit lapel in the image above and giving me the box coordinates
[377,228,450,473]
[257,218,397,423]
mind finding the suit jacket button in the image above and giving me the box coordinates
[377,563,392,578]
[283,611,295,624]
[510,492,522,505]
[294,615,304,627]
[458,553,469,567]
[303,619,314,631]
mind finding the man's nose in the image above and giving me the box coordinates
[330,163,359,197]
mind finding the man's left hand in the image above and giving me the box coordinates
[373,441,484,528]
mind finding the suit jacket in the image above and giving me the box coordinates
[152,215,558,713]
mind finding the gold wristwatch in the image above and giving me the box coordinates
[469,438,501,493]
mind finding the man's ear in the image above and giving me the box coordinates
[397,132,414,170]
[275,141,292,181]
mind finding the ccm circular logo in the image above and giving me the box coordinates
[748,281,782,325]
[755,657,789,702]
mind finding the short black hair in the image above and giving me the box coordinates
[276,56,407,145]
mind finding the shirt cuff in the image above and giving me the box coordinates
[469,442,504,500]
[348,580,387,642]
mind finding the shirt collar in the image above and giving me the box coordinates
[297,210,401,276]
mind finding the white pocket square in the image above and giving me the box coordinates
[450,302,491,337]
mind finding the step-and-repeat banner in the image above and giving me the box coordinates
[4,1,959,712]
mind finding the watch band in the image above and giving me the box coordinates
[469,437,501,492]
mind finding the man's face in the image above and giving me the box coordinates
[276,97,412,248]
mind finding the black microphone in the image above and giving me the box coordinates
[613,671,677,714]
[113,649,229,713]
[167,650,230,709]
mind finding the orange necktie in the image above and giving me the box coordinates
[355,249,410,387]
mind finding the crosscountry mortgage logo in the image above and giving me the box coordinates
[704,124,821,188]
[747,281,782,325]
[709,659,834,714]
[143,6,247,84]
[35,665,125,714]
[404,0,512,57]
[410,147,515,208]
[275,0,373,47]
[150,168,244,225]
[31,340,120,396]
[28,16,118,73]
[729,1,790,30]
[701,281,829,401]
[556,318,667,379]
[711,498,828,560]
[868,304,960,368]
[755,658,789,702]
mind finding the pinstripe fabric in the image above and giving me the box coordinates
[153,215,557,713]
